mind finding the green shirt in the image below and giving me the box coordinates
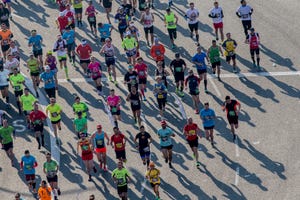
[121,37,137,50]
[112,167,130,187]
[27,58,39,73]
[209,46,221,63]
[0,126,14,144]
[46,103,62,121]
[20,94,36,111]
[74,117,87,133]
[165,12,176,29]
[43,160,58,172]
[72,102,88,118]
[9,74,25,91]
[72,0,83,8]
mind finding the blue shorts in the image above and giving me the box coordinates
[126,49,137,57]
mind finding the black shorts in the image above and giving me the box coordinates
[188,22,198,32]
[188,138,198,148]
[30,71,40,77]
[189,90,199,96]
[250,48,260,56]
[167,28,177,40]
[23,110,30,116]
[118,26,127,36]
[157,98,166,110]
[161,144,173,150]
[3,142,13,151]
[45,87,56,98]
[0,84,8,90]
[138,78,147,84]
[174,72,184,82]
[115,150,126,160]
[33,49,43,57]
[88,17,96,28]
[227,116,238,125]
[204,125,214,130]
[144,26,154,34]
[103,0,112,9]
[105,57,115,67]
[150,183,160,188]
[51,119,61,124]
[80,59,90,64]
[117,185,128,195]
[69,23,75,29]
[197,68,207,75]
[131,105,141,112]
[226,54,236,62]
[211,61,221,69]
[47,175,58,183]
[74,7,83,14]
[1,44,9,52]
[14,90,23,97]
[92,75,101,81]
[111,109,120,116]
[67,42,76,52]
[33,123,44,132]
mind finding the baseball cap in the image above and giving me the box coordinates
[166,8,171,12]
[97,124,102,129]
[250,27,255,31]
[161,120,167,125]
[81,39,87,45]
[45,65,50,70]
[128,65,133,69]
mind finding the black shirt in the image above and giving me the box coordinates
[135,131,151,150]
[170,59,186,73]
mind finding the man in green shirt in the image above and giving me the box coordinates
[20,88,37,129]
[26,53,40,97]
[112,161,131,200]
[9,68,25,114]
[0,119,16,166]
[164,8,178,49]
[43,152,61,198]
[122,32,138,65]
[207,40,223,81]
[72,0,83,27]
[72,96,88,119]
[73,111,87,139]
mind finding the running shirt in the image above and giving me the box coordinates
[21,155,37,175]
[53,39,67,57]
[150,44,165,61]
[170,59,186,73]
[246,33,260,49]
[0,125,14,144]
[20,94,36,111]
[8,46,20,59]
[29,110,47,125]
[62,30,75,45]
[46,103,61,122]
[157,127,173,147]
[27,58,39,73]
[186,8,199,24]
[142,12,154,28]
[43,160,58,177]
[135,131,151,152]
[121,37,137,50]
[115,12,128,29]
[79,139,92,155]
[74,117,87,133]
[107,95,121,112]
[86,5,96,18]
[103,44,115,58]
[209,7,223,23]
[93,131,106,149]
[236,5,253,21]
[0,69,9,86]
[28,35,43,51]
[38,186,52,200]
[72,0,82,9]
[200,108,216,127]
[76,44,92,60]
[0,29,12,46]
[192,52,207,70]
[88,62,102,78]
[129,92,140,108]
[57,16,68,33]
[45,56,57,70]
[223,100,240,118]
[222,39,237,56]
[183,123,199,141]
[5,58,19,73]
[40,71,56,89]
[64,9,75,24]
[209,46,221,63]
[98,24,112,39]
[124,71,138,87]
[72,102,88,118]
[146,168,160,184]
[9,74,25,91]
[134,63,147,79]
[165,12,176,29]
[185,75,200,91]
[154,83,167,99]
[111,133,125,151]
[112,167,130,187]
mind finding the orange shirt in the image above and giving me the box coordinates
[38,186,52,200]
[0,29,12,46]
[150,44,165,61]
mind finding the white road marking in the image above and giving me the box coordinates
[208,76,222,97]
[253,141,260,145]
[235,166,240,186]
[171,93,187,120]
[235,137,239,157]
[11,13,24,19]
[103,101,116,127]
[12,119,26,133]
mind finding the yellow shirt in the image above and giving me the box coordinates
[38,186,52,200]
[46,103,62,122]
[146,168,160,184]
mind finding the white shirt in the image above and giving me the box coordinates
[186,8,199,24]
[0,69,10,86]
[209,7,223,23]
[142,12,154,28]
[236,5,252,21]
[53,40,67,57]
[4,58,20,73]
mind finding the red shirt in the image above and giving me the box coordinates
[29,110,47,123]
[76,44,92,60]
[134,63,148,79]
[57,16,68,33]
[111,133,125,151]
[64,9,75,24]
[183,123,199,141]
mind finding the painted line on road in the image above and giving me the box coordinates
[208,77,222,97]
[11,13,25,19]
[171,93,187,120]
[235,138,240,157]
[235,166,240,186]
[103,99,116,127]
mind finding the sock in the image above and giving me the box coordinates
[32,182,36,189]
[196,34,199,42]
[114,120,118,128]
[251,56,255,64]
[5,96,9,103]
[16,101,21,111]
[257,58,260,66]
[64,67,69,78]
[180,86,183,92]
[68,53,71,60]
[141,89,145,97]
[204,80,207,90]
[72,55,75,63]
[146,159,150,166]
[36,137,40,146]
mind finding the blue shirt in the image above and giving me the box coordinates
[192,52,207,70]
[200,108,216,127]
[98,24,112,39]
[28,35,43,51]
[62,30,75,44]
[154,83,167,99]
[40,71,56,89]
[157,127,173,147]
[21,155,36,175]
[115,12,128,28]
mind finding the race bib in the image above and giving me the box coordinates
[229,111,236,116]
[175,67,182,72]
[51,112,58,117]
[189,130,196,135]
[116,143,123,148]
[162,136,168,141]
[82,145,89,151]
[152,178,158,182]
[168,21,174,26]
[144,20,151,25]
[117,178,125,185]
[228,51,234,56]
[242,14,249,18]
[157,94,164,99]
[88,17,95,22]
[25,165,32,170]
[47,171,57,178]
[14,86,20,91]
[96,140,103,146]
[143,147,150,152]
[132,100,139,106]
[111,107,117,113]
[139,71,145,76]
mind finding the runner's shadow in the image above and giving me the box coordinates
[236,54,257,71]
[198,143,215,159]
[91,173,119,200]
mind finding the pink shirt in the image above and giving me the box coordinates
[107,95,120,110]
[86,6,96,17]
[88,62,101,78]
[134,63,148,79]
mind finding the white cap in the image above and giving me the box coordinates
[59,12,64,17]
[45,65,50,70]
[126,31,131,36]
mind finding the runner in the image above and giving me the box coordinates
[53,35,69,80]
[134,125,152,166]
[102,0,113,24]
[29,102,47,149]
[0,119,15,166]
[153,76,168,119]
[72,96,88,119]
[236,0,253,37]
[91,124,110,171]
[37,180,52,200]
[62,26,76,66]
[20,88,37,129]
[0,109,4,126]
[112,161,131,200]
[110,127,127,163]
[134,57,148,101]
[57,0,68,12]
[4,53,19,74]
[192,46,209,93]
[209,1,224,42]
[140,6,154,46]
[107,89,122,128]
[63,4,76,30]
[0,60,10,108]
[0,23,13,59]
[157,120,175,168]
[44,51,58,90]
[73,111,87,139]
[43,152,61,200]
[85,0,98,36]
[28,30,43,68]
[156,61,169,88]
[114,7,129,40]
[98,22,112,45]
[77,132,97,181]
[169,52,186,97]
[88,56,103,95]
[76,39,92,75]
[121,0,133,21]
[7,40,20,60]
[99,38,117,85]
[183,117,202,166]
[40,65,57,98]
[222,96,241,141]
[124,65,138,92]
[14,193,26,200]
[245,27,261,70]
[145,162,161,200]
[185,2,200,46]
[150,38,165,68]
[200,102,216,147]
[46,98,62,145]
[207,40,223,81]
[122,31,138,65]
[126,86,142,126]
[184,69,201,114]
[72,0,83,27]
[222,33,238,73]
[20,150,38,194]
[56,12,68,34]
[9,68,25,114]
[0,3,10,28]
[164,8,178,49]
[26,52,40,97]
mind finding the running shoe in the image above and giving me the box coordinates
[114,81,118,86]
[218,77,221,82]
[103,166,107,172]
[233,134,236,142]
[93,166,97,173]
[143,97,147,101]
[233,67,238,73]
[179,91,184,97]
[205,89,208,93]
[171,44,176,49]
[196,161,201,167]
[57,189,61,195]
[109,75,113,82]
[169,162,173,168]
[100,162,103,169]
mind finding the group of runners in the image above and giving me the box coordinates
[0,0,258,199]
